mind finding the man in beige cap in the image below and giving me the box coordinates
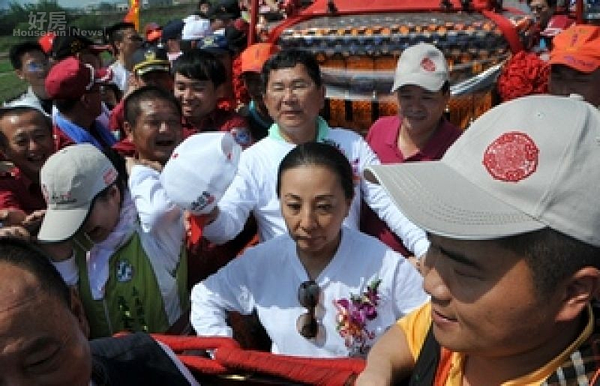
[362,42,461,257]
[356,94,600,385]
[36,144,188,339]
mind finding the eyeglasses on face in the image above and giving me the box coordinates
[267,80,314,98]
[296,280,321,339]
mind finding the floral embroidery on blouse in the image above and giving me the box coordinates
[334,279,381,356]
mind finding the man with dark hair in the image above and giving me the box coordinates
[197,0,211,17]
[106,22,143,92]
[6,41,52,115]
[123,85,183,165]
[0,237,199,385]
[196,34,236,106]
[526,0,562,52]
[111,46,175,156]
[0,106,53,224]
[173,49,251,147]
[527,0,557,31]
[356,95,600,385]
[201,49,429,260]
[45,57,116,151]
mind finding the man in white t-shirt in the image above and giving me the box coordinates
[202,49,430,259]
[106,22,143,92]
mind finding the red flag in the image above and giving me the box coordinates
[124,0,140,31]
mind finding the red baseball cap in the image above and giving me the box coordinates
[145,22,162,43]
[549,25,600,73]
[240,43,280,74]
[45,57,112,100]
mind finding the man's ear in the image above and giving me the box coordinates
[69,287,90,338]
[555,267,600,323]
[109,184,122,206]
[14,68,25,81]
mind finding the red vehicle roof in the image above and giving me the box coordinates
[299,0,491,16]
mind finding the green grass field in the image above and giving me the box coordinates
[0,61,27,105]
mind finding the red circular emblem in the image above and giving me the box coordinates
[420,57,436,72]
[482,132,539,182]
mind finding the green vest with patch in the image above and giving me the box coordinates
[75,232,189,339]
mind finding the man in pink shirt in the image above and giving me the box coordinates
[361,43,462,256]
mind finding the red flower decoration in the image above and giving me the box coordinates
[497,51,549,102]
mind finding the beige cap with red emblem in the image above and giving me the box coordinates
[38,144,118,243]
[365,95,600,247]
[391,42,449,93]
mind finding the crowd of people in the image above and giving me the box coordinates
[1,0,600,383]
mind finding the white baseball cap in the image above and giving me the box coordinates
[160,132,241,215]
[182,15,211,41]
[391,42,449,93]
[38,144,118,242]
[365,95,600,247]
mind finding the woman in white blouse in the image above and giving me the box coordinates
[191,142,428,358]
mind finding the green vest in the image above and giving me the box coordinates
[75,232,189,339]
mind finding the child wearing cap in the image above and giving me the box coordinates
[548,24,600,107]
[356,95,600,385]
[361,43,462,257]
[36,144,188,338]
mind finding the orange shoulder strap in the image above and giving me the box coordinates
[433,348,453,386]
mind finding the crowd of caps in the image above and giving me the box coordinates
[1,0,600,383]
